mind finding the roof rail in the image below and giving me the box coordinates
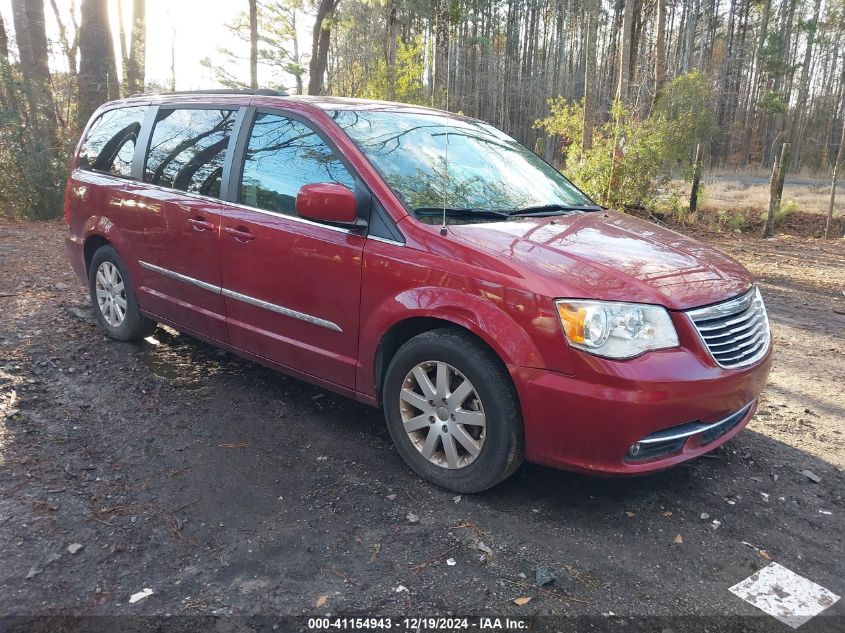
[129,88,289,98]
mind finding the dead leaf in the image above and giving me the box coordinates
[513,596,532,606]
[758,550,772,560]
[625,511,635,518]
[663,511,673,517]
[673,534,683,544]
[314,595,328,608]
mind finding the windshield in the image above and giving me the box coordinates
[329,108,597,222]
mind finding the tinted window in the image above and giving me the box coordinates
[144,108,236,197]
[78,106,146,177]
[239,113,354,215]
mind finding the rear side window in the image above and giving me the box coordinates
[239,113,354,216]
[77,106,146,178]
[144,108,236,198]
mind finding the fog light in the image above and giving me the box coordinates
[628,442,641,457]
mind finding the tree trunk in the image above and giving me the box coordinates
[697,0,714,70]
[106,21,120,100]
[788,0,822,170]
[170,28,176,90]
[249,0,258,89]
[764,142,790,238]
[0,12,9,63]
[117,0,129,85]
[681,0,698,73]
[49,0,79,83]
[740,0,770,165]
[10,0,57,137]
[616,0,633,104]
[291,8,303,95]
[434,0,449,105]
[127,0,146,94]
[308,0,337,95]
[689,143,703,213]
[824,113,845,238]
[651,0,666,110]
[78,0,111,127]
[385,0,397,100]
[0,12,18,111]
[582,0,599,155]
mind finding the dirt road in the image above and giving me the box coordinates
[1,219,843,629]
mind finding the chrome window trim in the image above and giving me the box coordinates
[225,201,354,235]
[127,180,230,207]
[123,181,355,234]
[367,235,405,246]
[72,167,135,184]
[138,260,342,332]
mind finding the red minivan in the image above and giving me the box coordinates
[65,90,772,492]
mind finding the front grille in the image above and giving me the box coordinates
[686,287,771,369]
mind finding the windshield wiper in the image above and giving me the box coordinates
[413,207,512,220]
[510,204,603,216]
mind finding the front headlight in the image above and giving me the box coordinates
[555,299,679,359]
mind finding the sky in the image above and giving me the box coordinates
[0,0,312,92]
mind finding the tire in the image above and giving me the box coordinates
[383,328,524,493]
[88,245,156,341]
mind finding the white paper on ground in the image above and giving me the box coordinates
[128,587,154,604]
[729,562,840,628]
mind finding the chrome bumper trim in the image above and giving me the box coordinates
[637,401,755,445]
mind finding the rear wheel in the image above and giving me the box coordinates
[88,245,155,341]
[383,328,523,493]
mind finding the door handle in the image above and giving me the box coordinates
[188,217,216,232]
[224,226,255,241]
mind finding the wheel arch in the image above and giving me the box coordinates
[368,291,545,404]
[83,234,111,274]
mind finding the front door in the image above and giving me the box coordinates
[125,106,239,343]
[219,110,365,388]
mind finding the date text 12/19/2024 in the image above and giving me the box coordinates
[307,617,529,630]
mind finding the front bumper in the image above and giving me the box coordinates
[511,338,772,475]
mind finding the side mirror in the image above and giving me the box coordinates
[295,183,361,227]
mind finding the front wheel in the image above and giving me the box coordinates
[383,328,524,493]
[88,245,156,341]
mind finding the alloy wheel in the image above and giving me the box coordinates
[95,261,127,327]
[399,361,486,469]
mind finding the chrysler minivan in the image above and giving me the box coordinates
[65,90,772,492]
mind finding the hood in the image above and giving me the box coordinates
[448,211,753,310]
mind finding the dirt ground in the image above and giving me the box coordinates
[0,218,843,630]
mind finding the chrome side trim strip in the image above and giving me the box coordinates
[221,288,342,331]
[138,260,342,332]
[637,402,754,445]
[139,260,222,293]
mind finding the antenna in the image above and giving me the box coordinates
[440,20,451,237]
